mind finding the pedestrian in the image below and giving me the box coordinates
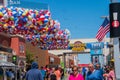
[78,66,82,74]
[54,66,61,80]
[95,64,104,78]
[82,67,87,80]
[50,67,56,80]
[40,66,46,80]
[60,68,64,80]
[86,63,103,80]
[25,62,43,80]
[103,66,116,80]
[45,65,50,80]
[69,66,84,80]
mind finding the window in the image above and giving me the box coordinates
[19,45,24,53]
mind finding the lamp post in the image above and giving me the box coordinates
[109,0,120,79]
[100,16,108,65]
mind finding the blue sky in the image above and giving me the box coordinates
[19,0,112,39]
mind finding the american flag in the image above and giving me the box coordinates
[96,18,110,42]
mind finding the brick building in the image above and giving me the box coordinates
[0,32,60,68]
[26,42,60,68]
[0,32,12,62]
[10,35,26,67]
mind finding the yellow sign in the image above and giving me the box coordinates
[72,41,85,52]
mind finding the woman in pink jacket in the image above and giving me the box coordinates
[69,66,84,80]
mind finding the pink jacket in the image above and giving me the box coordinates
[69,74,84,80]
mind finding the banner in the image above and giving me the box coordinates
[86,42,104,50]
[7,0,20,5]
[72,41,85,52]
[90,49,102,55]
[109,3,120,38]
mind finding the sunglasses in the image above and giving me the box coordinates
[88,66,93,68]
[72,69,77,72]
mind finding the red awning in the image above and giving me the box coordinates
[78,64,89,67]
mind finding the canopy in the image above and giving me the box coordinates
[0,61,15,67]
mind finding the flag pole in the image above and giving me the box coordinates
[100,16,109,66]
[102,35,107,65]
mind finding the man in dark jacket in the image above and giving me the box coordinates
[26,62,43,80]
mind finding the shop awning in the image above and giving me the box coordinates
[0,61,15,67]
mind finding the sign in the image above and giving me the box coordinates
[72,41,85,52]
[18,60,25,67]
[7,0,48,10]
[86,42,104,50]
[90,49,102,55]
[110,3,120,38]
[50,57,54,63]
[0,55,7,62]
[7,0,20,6]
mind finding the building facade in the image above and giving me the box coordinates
[26,42,60,68]
[10,35,26,67]
[49,38,111,67]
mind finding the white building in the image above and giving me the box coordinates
[48,38,111,67]
[48,38,110,55]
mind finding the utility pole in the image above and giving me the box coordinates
[109,0,120,79]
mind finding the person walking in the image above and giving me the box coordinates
[69,66,84,80]
[54,67,61,80]
[50,67,56,80]
[86,63,103,80]
[40,66,46,80]
[25,62,43,80]
[103,66,116,80]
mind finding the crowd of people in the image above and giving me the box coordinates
[4,61,115,80]
[25,62,64,80]
[66,63,116,80]
[24,62,116,80]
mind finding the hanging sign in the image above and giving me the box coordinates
[86,42,104,50]
[72,41,85,52]
[90,49,102,55]
[110,3,120,38]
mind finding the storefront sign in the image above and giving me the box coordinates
[0,55,7,62]
[110,3,120,38]
[50,57,54,63]
[90,49,102,55]
[86,42,104,50]
[7,0,20,5]
[72,41,85,52]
